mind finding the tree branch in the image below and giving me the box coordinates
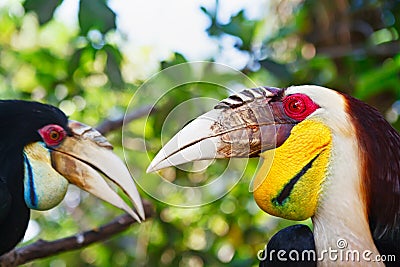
[317,41,400,58]
[96,104,156,135]
[0,201,154,267]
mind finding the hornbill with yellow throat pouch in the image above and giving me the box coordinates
[148,85,399,266]
[0,100,144,255]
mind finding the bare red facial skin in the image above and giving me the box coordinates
[38,124,67,147]
[282,93,319,121]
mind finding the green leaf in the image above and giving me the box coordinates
[104,45,124,89]
[219,10,257,51]
[161,52,188,70]
[259,59,292,81]
[23,0,63,25]
[78,0,116,35]
[67,48,83,76]
[355,56,400,99]
[205,9,257,51]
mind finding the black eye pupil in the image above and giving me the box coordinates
[50,131,59,140]
[290,100,300,110]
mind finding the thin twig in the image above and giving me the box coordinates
[0,201,154,267]
[96,104,156,135]
[317,41,400,58]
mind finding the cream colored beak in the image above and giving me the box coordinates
[51,121,144,222]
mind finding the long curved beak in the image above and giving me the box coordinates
[51,121,144,222]
[147,87,296,173]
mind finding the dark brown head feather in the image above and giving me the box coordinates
[344,94,400,260]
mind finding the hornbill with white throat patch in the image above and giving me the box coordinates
[148,85,399,266]
[0,100,144,255]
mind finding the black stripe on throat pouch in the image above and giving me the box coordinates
[273,153,321,206]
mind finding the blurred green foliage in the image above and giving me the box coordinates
[0,0,399,266]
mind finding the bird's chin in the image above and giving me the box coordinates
[23,142,68,210]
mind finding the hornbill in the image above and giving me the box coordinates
[148,85,399,266]
[0,100,144,255]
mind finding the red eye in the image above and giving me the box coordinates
[283,94,319,121]
[38,124,67,147]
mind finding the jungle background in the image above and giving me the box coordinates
[0,0,399,266]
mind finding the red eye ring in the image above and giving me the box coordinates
[283,94,319,121]
[38,124,67,147]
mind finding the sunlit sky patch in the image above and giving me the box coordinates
[55,0,269,70]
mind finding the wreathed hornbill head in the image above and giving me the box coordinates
[148,85,399,263]
[0,100,143,255]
